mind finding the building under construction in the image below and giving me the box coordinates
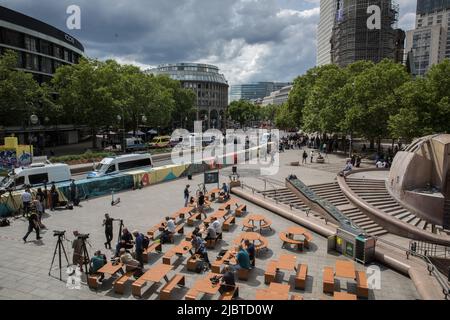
[330,0,405,67]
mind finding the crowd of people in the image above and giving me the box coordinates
[21,180,79,242]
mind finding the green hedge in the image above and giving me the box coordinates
[50,151,115,163]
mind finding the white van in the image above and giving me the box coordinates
[125,137,146,152]
[87,153,153,179]
[0,163,71,191]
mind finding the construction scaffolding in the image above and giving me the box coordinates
[331,0,405,67]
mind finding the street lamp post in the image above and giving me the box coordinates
[29,114,39,163]
[117,114,125,153]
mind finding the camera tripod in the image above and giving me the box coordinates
[117,219,124,245]
[79,237,91,275]
[48,233,69,281]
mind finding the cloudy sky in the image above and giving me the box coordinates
[2,0,418,85]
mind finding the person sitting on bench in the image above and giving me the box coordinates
[191,230,211,270]
[204,224,217,242]
[118,248,142,277]
[235,244,251,271]
[115,240,131,257]
[161,216,176,244]
[244,240,256,267]
[218,265,236,294]
[220,183,230,199]
[121,228,134,250]
[211,217,222,236]
[90,250,107,282]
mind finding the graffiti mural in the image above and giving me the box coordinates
[0,150,32,171]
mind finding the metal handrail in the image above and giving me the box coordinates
[375,236,449,299]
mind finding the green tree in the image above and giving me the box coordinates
[0,50,43,127]
[52,58,121,148]
[227,100,260,126]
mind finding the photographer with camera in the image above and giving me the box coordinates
[22,210,42,243]
[72,231,85,270]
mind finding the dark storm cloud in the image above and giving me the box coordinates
[1,0,414,84]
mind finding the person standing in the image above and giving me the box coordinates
[103,213,114,249]
[302,150,308,165]
[50,182,59,211]
[72,231,85,270]
[21,187,32,217]
[184,184,190,207]
[36,188,46,214]
[310,150,314,163]
[197,191,206,217]
[132,230,144,268]
[22,211,41,242]
[69,180,78,205]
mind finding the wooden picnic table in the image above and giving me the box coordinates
[177,207,195,215]
[255,290,288,300]
[140,263,173,283]
[98,262,123,276]
[285,226,313,241]
[334,292,357,300]
[255,282,290,300]
[269,282,290,295]
[173,241,193,255]
[204,210,229,224]
[192,272,222,295]
[234,232,262,243]
[277,254,297,271]
[243,214,272,233]
[211,250,237,273]
[335,260,356,279]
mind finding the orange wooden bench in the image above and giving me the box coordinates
[323,267,335,294]
[87,273,101,289]
[113,271,134,294]
[222,215,236,231]
[279,232,303,250]
[142,242,162,263]
[187,212,202,226]
[131,278,147,297]
[356,271,369,298]
[160,274,185,300]
[235,204,247,217]
[185,288,199,300]
[264,260,278,284]
[295,264,308,290]
[219,285,239,300]
[237,268,250,281]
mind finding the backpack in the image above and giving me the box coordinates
[142,235,150,249]
[0,218,10,227]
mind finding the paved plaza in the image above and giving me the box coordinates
[0,149,420,300]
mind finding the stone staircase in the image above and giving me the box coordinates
[258,182,388,237]
[345,178,447,235]
[308,182,388,237]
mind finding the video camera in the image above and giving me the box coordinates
[53,230,66,237]
[77,233,90,240]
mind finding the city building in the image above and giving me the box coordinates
[317,0,337,66]
[0,5,86,150]
[405,0,450,76]
[330,0,405,67]
[0,5,84,83]
[229,82,291,103]
[147,63,228,129]
[261,85,293,106]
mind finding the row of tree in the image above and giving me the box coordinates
[276,59,450,144]
[0,50,197,147]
